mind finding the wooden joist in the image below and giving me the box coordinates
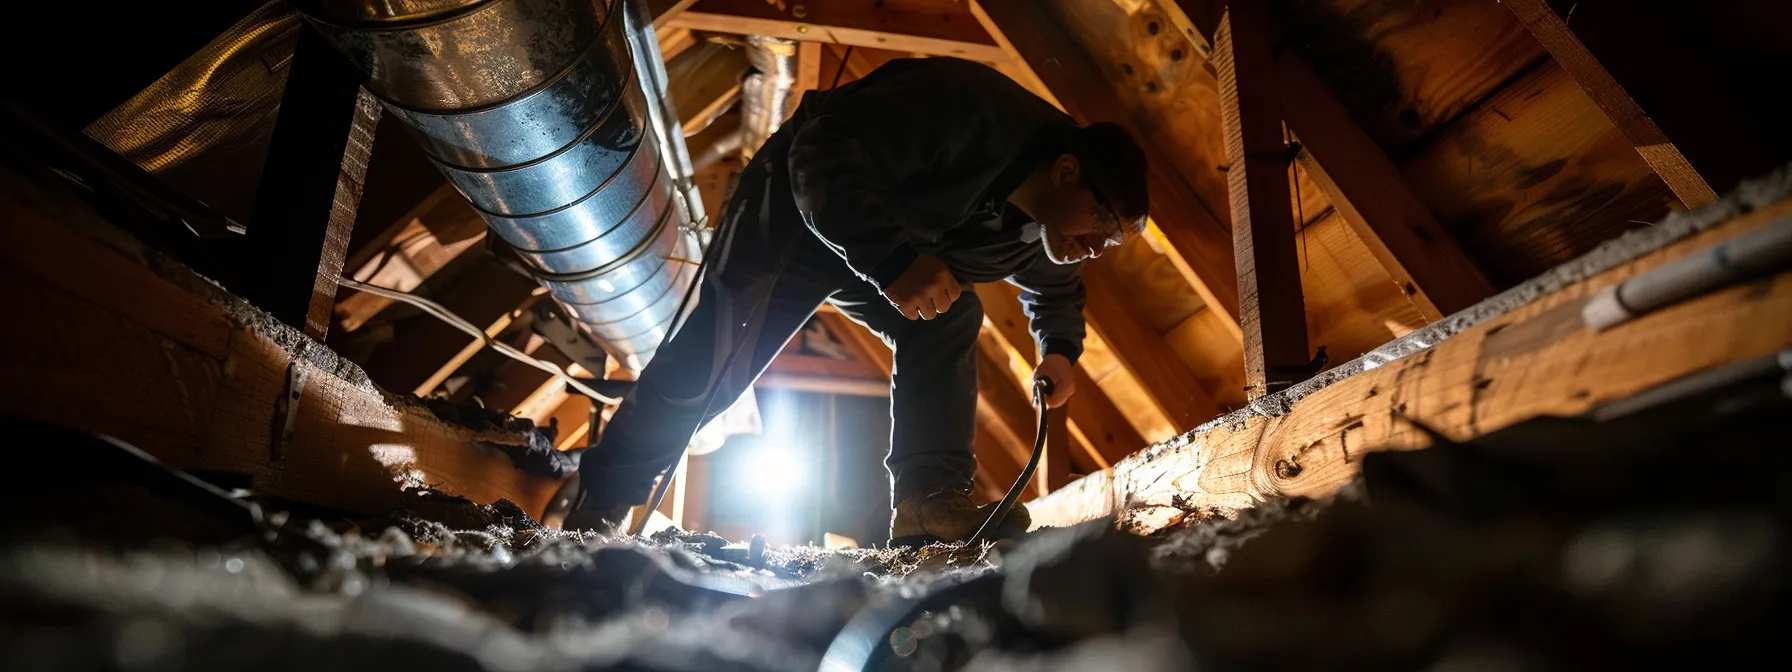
[0,177,564,518]
[1029,191,1792,533]
[974,0,1241,331]
[668,0,1006,62]
[1498,0,1719,208]
[1276,50,1497,322]
[1214,11,1309,399]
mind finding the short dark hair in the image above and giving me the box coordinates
[1068,122,1150,233]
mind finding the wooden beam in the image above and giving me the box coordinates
[1028,192,1792,533]
[670,0,1007,62]
[668,42,749,136]
[1214,11,1309,398]
[794,40,823,98]
[974,0,1242,329]
[975,283,1149,465]
[335,210,488,334]
[1498,0,1717,208]
[412,292,545,397]
[656,26,697,62]
[1,181,564,518]
[1083,259,1224,431]
[1276,50,1497,322]
[243,26,380,341]
[649,0,703,27]
[963,0,1063,109]
[817,311,894,378]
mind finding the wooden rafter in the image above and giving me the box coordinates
[335,196,489,333]
[975,283,1147,467]
[1277,50,1496,322]
[1498,0,1717,208]
[972,0,1242,332]
[669,0,1007,62]
[1214,11,1309,399]
[1082,259,1223,431]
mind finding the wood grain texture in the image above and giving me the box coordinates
[1498,0,1716,208]
[1214,12,1310,398]
[1278,48,1496,321]
[1029,195,1792,533]
[1402,60,1676,287]
[672,0,1005,62]
[0,195,564,519]
[1269,0,1546,154]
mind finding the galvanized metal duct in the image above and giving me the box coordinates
[292,0,698,371]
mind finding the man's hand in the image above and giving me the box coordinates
[882,254,962,320]
[1032,353,1077,408]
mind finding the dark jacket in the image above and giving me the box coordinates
[786,57,1087,363]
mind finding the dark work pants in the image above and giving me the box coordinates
[576,122,983,510]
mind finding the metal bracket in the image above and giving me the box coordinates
[270,362,310,462]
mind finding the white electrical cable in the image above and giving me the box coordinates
[339,277,622,405]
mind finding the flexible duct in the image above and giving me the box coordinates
[292,0,698,371]
[737,35,798,161]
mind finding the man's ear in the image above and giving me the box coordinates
[1051,154,1081,187]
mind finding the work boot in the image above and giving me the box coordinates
[891,486,1031,545]
[542,474,633,534]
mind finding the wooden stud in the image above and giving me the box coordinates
[1276,50,1497,322]
[244,26,380,341]
[1499,0,1717,208]
[973,0,1242,329]
[1214,11,1309,398]
[670,0,1006,62]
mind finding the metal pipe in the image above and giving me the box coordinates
[1583,217,1792,331]
[622,0,707,230]
[292,0,699,370]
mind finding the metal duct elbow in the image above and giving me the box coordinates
[738,35,798,161]
[292,0,698,371]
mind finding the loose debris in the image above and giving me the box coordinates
[5,365,1792,670]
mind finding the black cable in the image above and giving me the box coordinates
[830,46,855,89]
[968,378,1052,545]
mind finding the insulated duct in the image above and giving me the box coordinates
[292,0,699,370]
[737,35,798,161]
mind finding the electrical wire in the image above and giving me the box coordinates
[338,277,623,405]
